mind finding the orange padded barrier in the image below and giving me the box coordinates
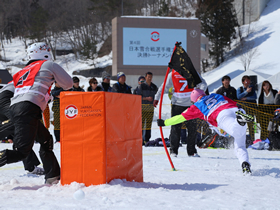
[60,92,143,186]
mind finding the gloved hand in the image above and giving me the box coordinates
[153,100,159,108]
[157,119,165,127]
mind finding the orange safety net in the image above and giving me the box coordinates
[42,103,50,129]
[236,100,279,140]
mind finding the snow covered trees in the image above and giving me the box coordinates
[196,0,239,67]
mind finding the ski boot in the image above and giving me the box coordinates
[242,161,252,175]
[236,110,254,126]
[28,166,45,175]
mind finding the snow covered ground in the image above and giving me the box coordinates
[1,0,280,209]
[1,142,280,209]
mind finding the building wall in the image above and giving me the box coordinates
[234,0,270,25]
[201,35,209,60]
[112,16,205,89]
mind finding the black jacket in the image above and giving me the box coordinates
[112,82,132,94]
[275,93,280,105]
[87,86,102,92]
[69,86,85,92]
[0,90,14,121]
[133,86,139,95]
[98,82,112,92]
[216,85,237,100]
[137,82,158,104]
[258,89,278,104]
[51,87,64,100]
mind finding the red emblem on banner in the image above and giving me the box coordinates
[151,31,160,42]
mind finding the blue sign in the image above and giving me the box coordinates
[123,27,187,66]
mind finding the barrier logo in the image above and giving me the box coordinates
[151,31,160,42]
[65,105,78,119]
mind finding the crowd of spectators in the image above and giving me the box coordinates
[215,75,279,142]
[50,72,279,145]
[2,67,279,157]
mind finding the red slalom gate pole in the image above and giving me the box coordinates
[158,44,178,171]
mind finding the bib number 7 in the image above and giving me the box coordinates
[179,80,188,91]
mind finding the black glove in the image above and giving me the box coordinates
[157,119,165,127]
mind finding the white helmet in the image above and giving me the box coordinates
[27,42,52,61]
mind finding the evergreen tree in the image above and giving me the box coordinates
[157,0,169,16]
[29,0,49,41]
[196,0,238,67]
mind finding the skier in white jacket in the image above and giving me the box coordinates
[0,42,73,184]
[154,69,207,157]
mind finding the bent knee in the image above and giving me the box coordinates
[40,135,54,152]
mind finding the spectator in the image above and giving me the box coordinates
[112,72,132,94]
[51,82,64,143]
[87,78,102,92]
[153,69,207,157]
[99,71,112,92]
[136,72,158,145]
[216,75,237,100]
[259,80,278,104]
[258,80,278,140]
[274,90,280,105]
[236,75,257,142]
[69,77,85,92]
[133,76,145,94]
[0,42,73,185]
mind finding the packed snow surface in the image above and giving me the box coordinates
[0,142,280,209]
[1,0,280,209]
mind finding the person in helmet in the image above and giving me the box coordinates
[268,108,280,132]
[157,89,253,174]
[274,108,280,118]
[0,42,73,184]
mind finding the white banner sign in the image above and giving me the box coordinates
[123,27,187,66]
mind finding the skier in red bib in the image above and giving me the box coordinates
[0,42,73,184]
[154,69,207,157]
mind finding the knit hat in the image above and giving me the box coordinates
[72,76,79,83]
[138,76,145,82]
[117,72,125,80]
[102,71,111,80]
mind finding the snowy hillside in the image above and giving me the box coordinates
[1,1,280,94]
[202,0,280,93]
[1,0,280,209]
